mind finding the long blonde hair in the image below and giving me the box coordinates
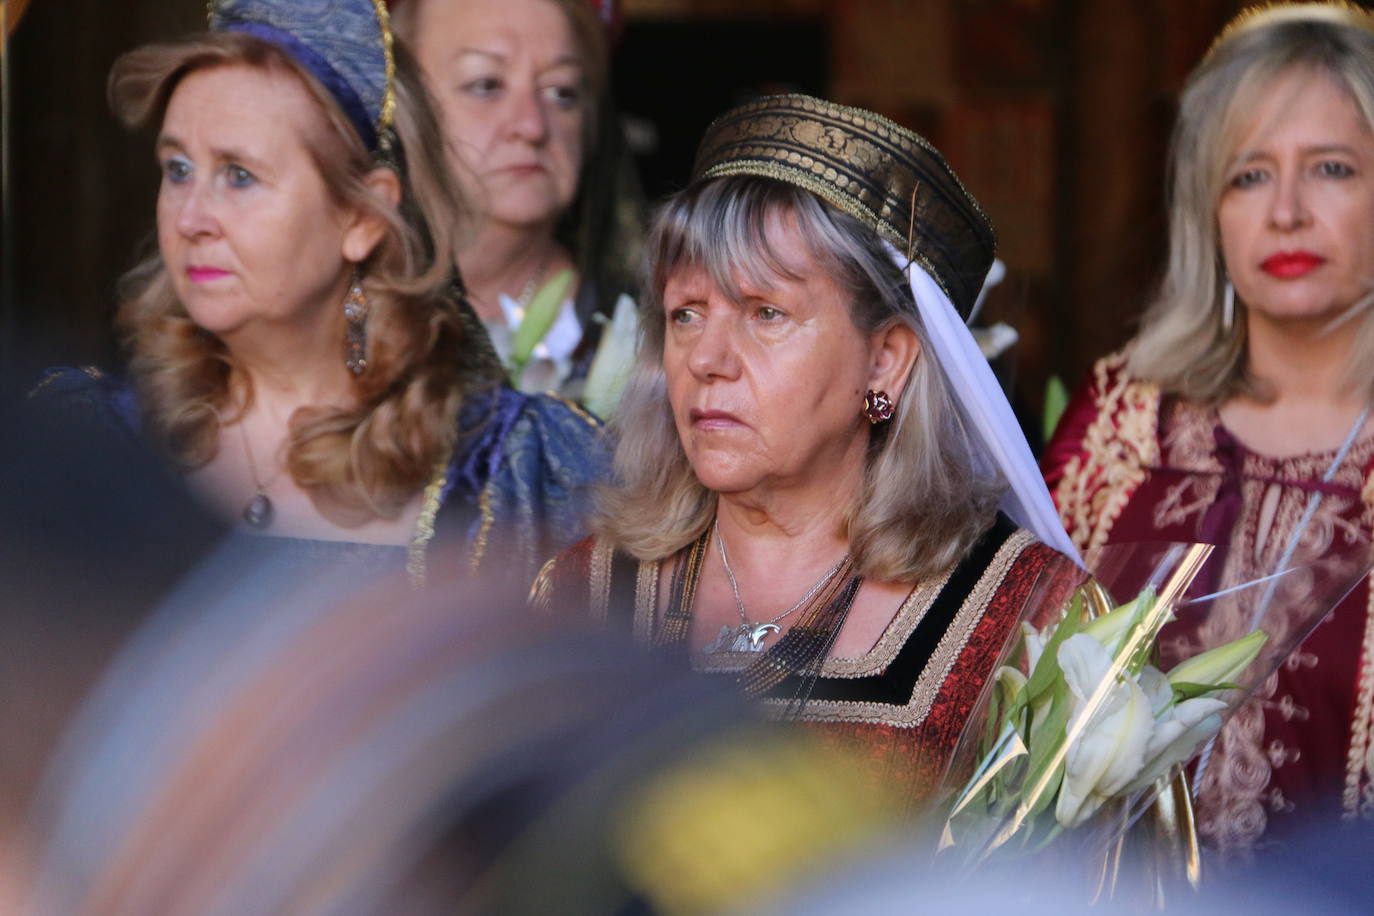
[597,177,1003,583]
[109,32,500,523]
[1129,12,1374,404]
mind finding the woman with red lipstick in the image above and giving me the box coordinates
[33,0,608,588]
[1044,2,1374,857]
[533,93,1085,810]
[396,0,641,412]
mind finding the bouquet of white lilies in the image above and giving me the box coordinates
[940,540,1370,884]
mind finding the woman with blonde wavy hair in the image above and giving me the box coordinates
[31,0,606,586]
[535,93,1083,806]
[1045,2,1374,856]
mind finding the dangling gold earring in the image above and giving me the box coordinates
[344,268,369,376]
[863,389,894,424]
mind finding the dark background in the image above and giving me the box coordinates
[3,0,1268,436]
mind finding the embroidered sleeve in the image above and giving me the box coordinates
[1042,352,1162,552]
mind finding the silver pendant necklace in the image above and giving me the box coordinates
[703,517,848,654]
[237,422,285,530]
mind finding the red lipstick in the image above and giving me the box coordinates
[1260,251,1326,278]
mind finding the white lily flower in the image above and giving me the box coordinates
[1136,665,1173,715]
[1055,634,1154,828]
[1122,696,1227,795]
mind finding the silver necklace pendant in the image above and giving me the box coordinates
[242,491,274,529]
[703,622,780,655]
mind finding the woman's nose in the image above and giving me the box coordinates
[173,182,220,240]
[686,314,742,382]
[1268,169,1311,231]
[507,87,550,144]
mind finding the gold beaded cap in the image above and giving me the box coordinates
[1206,1,1374,61]
[691,93,997,319]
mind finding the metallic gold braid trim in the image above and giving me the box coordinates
[634,556,661,644]
[589,538,615,623]
[468,484,496,575]
[700,159,959,309]
[822,574,950,678]
[762,529,1035,727]
[543,392,602,429]
[696,93,995,236]
[1052,352,1161,552]
[370,0,396,133]
[529,556,558,613]
[1343,470,1374,818]
[407,454,450,589]
[27,365,104,399]
[1206,2,1374,62]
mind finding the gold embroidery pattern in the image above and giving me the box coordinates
[1051,352,1161,552]
[1150,401,1374,853]
[692,93,995,318]
[822,576,948,678]
[1345,471,1374,819]
[589,538,616,623]
[634,556,661,645]
[758,530,1035,728]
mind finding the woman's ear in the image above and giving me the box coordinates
[341,166,403,263]
[869,321,921,400]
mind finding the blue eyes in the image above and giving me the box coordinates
[163,157,192,183]
[159,158,256,189]
[1229,160,1357,188]
[226,165,256,188]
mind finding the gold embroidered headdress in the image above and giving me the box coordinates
[687,92,1080,561]
[691,93,997,321]
[1206,1,1374,60]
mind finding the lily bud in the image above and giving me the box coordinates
[1166,630,1268,689]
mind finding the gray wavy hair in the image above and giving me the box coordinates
[595,176,1004,583]
[1129,13,1374,403]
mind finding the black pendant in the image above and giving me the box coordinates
[242,492,274,529]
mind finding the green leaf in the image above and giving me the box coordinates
[510,269,576,376]
[1024,678,1072,819]
[1043,375,1070,443]
[1023,593,1083,707]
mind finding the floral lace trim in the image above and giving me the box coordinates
[1052,352,1161,552]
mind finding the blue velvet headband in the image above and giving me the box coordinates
[209,0,396,152]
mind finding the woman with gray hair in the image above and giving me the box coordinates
[1045,2,1374,855]
[536,93,1084,807]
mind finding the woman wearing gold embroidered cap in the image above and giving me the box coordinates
[535,92,1085,806]
[31,0,608,586]
[1044,2,1374,856]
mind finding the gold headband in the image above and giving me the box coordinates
[690,93,996,320]
[1206,1,1374,61]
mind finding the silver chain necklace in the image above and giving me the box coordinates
[704,517,848,654]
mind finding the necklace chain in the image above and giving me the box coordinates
[713,517,848,630]
[237,421,287,529]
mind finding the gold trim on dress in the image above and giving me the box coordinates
[407,452,450,589]
[1052,351,1162,552]
[634,556,661,644]
[1345,472,1374,819]
[589,537,616,623]
[757,530,1035,728]
[468,485,496,575]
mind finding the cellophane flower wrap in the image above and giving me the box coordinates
[938,539,1371,877]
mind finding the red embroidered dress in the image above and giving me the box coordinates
[533,514,1083,810]
[1044,352,1374,855]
